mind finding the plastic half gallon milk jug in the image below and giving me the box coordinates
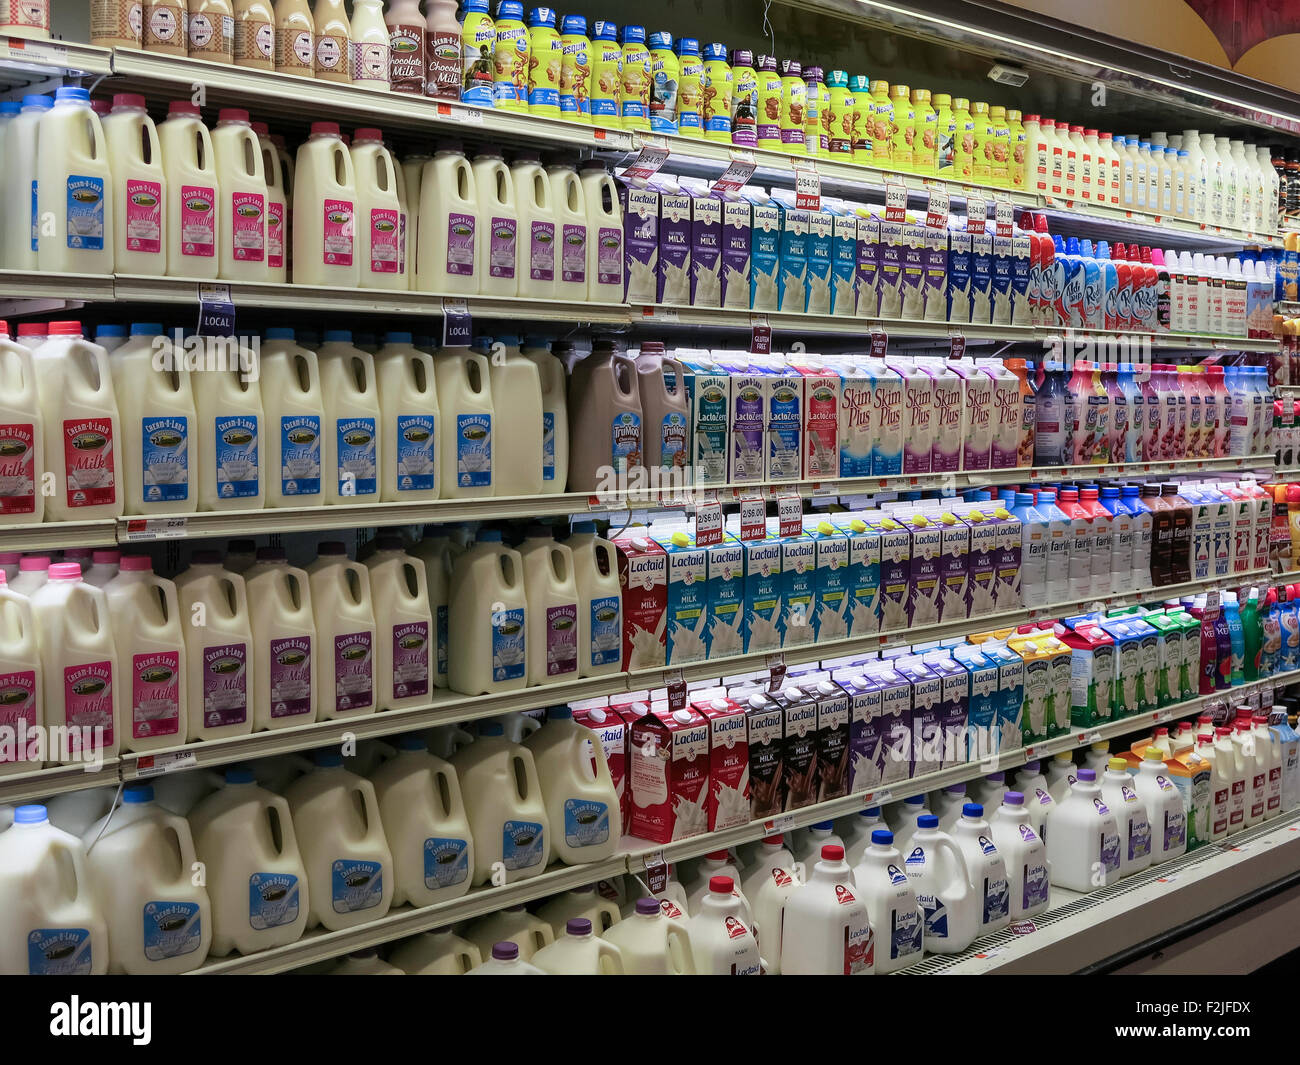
[779,845,874,975]
[175,551,254,741]
[415,141,478,293]
[350,128,404,289]
[284,751,393,931]
[519,530,580,686]
[363,537,433,709]
[603,896,695,974]
[536,885,621,936]
[473,148,518,296]
[409,532,452,690]
[188,768,308,956]
[1100,757,1152,876]
[434,344,494,497]
[318,331,381,504]
[636,342,690,474]
[102,94,166,276]
[83,784,211,974]
[468,941,546,973]
[567,522,622,677]
[244,547,317,730]
[580,161,624,303]
[448,531,527,694]
[44,786,115,836]
[31,322,123,521]
[1046,768,1121,890]
[949,804,1010,936]
[988,793,1049,919]
[513,150,557,298]
[452,719,551,884]
[260,328,324,507]
[0,96,50,271]
[388,928,481,974]
[210,108,268,281]
[525,706,619,864]
[688,875,762,974]
[293,122,359,287]
[1133,747,1187,862]
[548,161,588,300]
[904,815,977,954]
[522,336,569,492]
[111,324,198,515]
[686,853,749,919]
[568,341,642,491]
[9,555,49,597]
[0,572,40,777]
[843,809,885,866]
[487,335,544,496]
[0,804,107,974]
[103,555,187,752]
[30,563,119,763]
[533,917,625,974]
[370,735,472,907]
[158,101,219,279]
[195,361,264,511]
[38,87,113,275]
[253,122,286,281]
[305,542,377,718]
[375,333,438,501]
[0,328,43,524]
[466,904,553,961]
[853,830,923,973]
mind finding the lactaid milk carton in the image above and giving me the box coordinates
[923,650,969,768]
[923,221,948,321]
[838,516,881,636]
[947,226,973,324]
[839,672,884,794]
[978,639,1024,753]
[704,533,745,661]
[620,179,660,303]
[779,526,816,648]
[807,678,850,801]
[933,508,971,623]
[737,522,782,653]
[742,186,781,311]
[627,703,710,843]
[855,209,881,318]
[770,188,809,314]
[826,200,859,315]
[902,511,942,628]
[894,654,943,779]
[952,644,999,764]
[678,177,722,308]
[862,661,913,786]
[772,685,820,810]
[655,529,708,665]
[655,177,692,305]
[574,705,629,833]
[693,696,750,831]
[869,512,911,633]
[614,534,667,670]
[744,691,786,818]
[806,206,834,315]
[720,191,752,309]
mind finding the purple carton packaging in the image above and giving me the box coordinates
[619,180,659,303]
[855,209,881,318]
[877,216,905,320]
[947,228,973,323]
[863,662,913,787]
[933,507,971,623]
[987,502,1023,610]
[899,219,927,321]
[867,511,910,633]
[839,671,883,794]
[923,224,948,321]
[893,654,942,779]
[954,502,999,618]
[656,177,692,305]
[680,177,722,308]
[901,511,942,628]
[720,193,752,310]
[922,650,969,767]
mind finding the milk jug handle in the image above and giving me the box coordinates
[613,355,637,401]
[664,921,697,974]
[166,812,200,871]
[268,795,301,855]
[355,779,383,836]
[574,725,611,782]
[662,357,687,397]
[935,837,971,894]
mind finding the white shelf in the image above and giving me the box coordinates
[0,759,119,805]
[0,519,117,552]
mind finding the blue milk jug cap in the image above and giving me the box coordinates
[123,784,155,804]
[962,802,984,817]
[593,20,618,40]
[649,31,672,49]
[477,529,503,542]
[22,94,52,109]
[129,322,163,336]
[871,828,893,844]
[265,327,295,340]
[95,324,126,336]
[314,750,344,767]
[571,520,596,534]
[495,332,520,346]
[674,37,699,56]
[812,820,834,830]
[14,804,46,824]
[862,806,881,816]
[549,705,573,719]
[55,86,90,103]
[620,24,645,44]
[323,329,353,342]
[225,767,255,783]
[1101,486,1119,498]
[398,734,428,751]
[479,720,505,736]
[560,14,586,34]
[528,7,556,27]
[384,331,413,344]
[917,814,939,828]
[0,100,19,114]
[702,42,727,61]
[904,794,925,805]
[497,1,524,19]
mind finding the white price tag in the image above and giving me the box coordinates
[966,195,988,233]
[1206,590,1220,612]
[122,516,189,542]
[925,184,950,229]
[777,493,803,537]
[764,815,796,836]
[739,495,767,540]
[884,181,907,222]
[134,751,198,777]
[995,199,1014,237]
[864,788,893,805]
[795,163,821,211]
[713,153,757,194]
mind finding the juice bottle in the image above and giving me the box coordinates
[971,100,993,184]
[868,79,892,167]
[727,48,755,148]
[312,0,351,83]
[755,55,782,152]
[526,7,562,119]
[779,59,806,155]
[825,70,852,157]
[557,15,591,122]
[618,24,651,131]
[459,0,496,106]
[700,43,732,144]
[587,20,621,127]
[953,97,974,180]
[492,0,529,112]
[647,31,679,135]
[674,37,701,138]
[848,74,872,165]
[1007,108,1027,191]
[912,88,936,175]
[989,104,1011,188]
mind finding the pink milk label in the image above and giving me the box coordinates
[697,699,750,831]
[391,622,429,700]
[530,220,556,281]
[0,421,36,514]
[628,706,709,843]
[561,223,586,283]
[803,374,841,479]
[446,213,475,275]
[63,660,114,749]
[322,198,355,266]
[201,643,248,729]
[268,636,313,719]
[991,382,1021,469]
[544,605,578,677]
[0,669,37,764]
[230,191,266,261]
[368,208,399,273]
[179,184,216,257]
[61,418,116,508]
[490,216,516,278]
[124,178,163,255]
[131,651,180,740]
[267,200,284,268]
[333,631,373,712]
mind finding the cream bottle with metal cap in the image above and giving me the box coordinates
[158,100,219,278]
[312,0,350,81]
[233,0,273,69]
[188,0,234,62]
[211,107,269,282]
[92,0,143,48]
[143,0,188,53]
[292,121,359,287]
[273,0,313,76]
[305,541,378,718]
[350,127,403,289]
[37,87,114,275]
[349,0,389,89]
[243,546,317,730]
[102,93,166,277]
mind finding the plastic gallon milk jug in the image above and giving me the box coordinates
[433,344,495,497]
[949,804,1010,936]
[1100,757,1152,876]
[1133,746,1187,862]
[370,735,472,907]
[175,551,254,741]
[473,148,518,296]
[1046,768,1121,890]
[102,94,166,276]
[452,719,551,884]
[636,343,690,474]
[189,767,309,956]
[251,122,286,281]
[328,949,402,974]
[686,853,750,918]
[853,842,919,969]
[195,362,265,511]
[30,563,119,763]
[9,555,48,597]
[568,341,642,491]
[843,809,885,866]
[0,572,40,777]
[536,885,622,936]
[487,335,544,496]
[688,875,762,975]
[318,331,381,504]
[566,522,621,677]
[447,531,527,694]
[83,784,211,974]
[548,162,588,301]
[284,751,393,931]
[158,101,219,279]
[519,530,580,686]
[244,547,317,730]
[0,329,43,524]
[580,161,624,303]
[389,928,481,974]
[533,917,625,974]
[780,844,874,975]
[0,804,107,974]
[259,328,324,507]
[31,322,122,521]
[349,128,404,289]
[466,904,554,960]
[363,537,433,709]
[374,333,438,502]
[414,142,477,293]
[37,87,113,274]
[305,542,377,718]
[469,941,546,973]
[525,705,619,864]
[989,793,1049,919]
[522,336,569,492]
[210,108,268,282]
[603,896,695,974]
[293,122,359,287]
[1,96,50,271]
[103,555,187,753]
[904,816,977,954]
[512,151,557,299]
[409,532,453,691]
[111,324,198,515]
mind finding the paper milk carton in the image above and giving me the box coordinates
[757,356,803,483]
[784,354,839,481]
[806,207,834,315]
[877,214,906,320]
[869,511,911,633]
[987,503,1023,610]
[615,534,667,670]
[952,503,998,618]
[933,508,971,623]
[737,523,783,653]
[862,661,913,786]
[834,356,874,478]
[715,352,764,484]
[991,232,1014,326]
[1097,618,1142,717]
[627,704,711,843]
[1141,611,1181,707]
[923,223,948,321]
[952,644,999,763]
[693,696,750,831]
[838,672,883,794]
[803,519,852,644]
[894,654,943,779]
[970,230,995,324]
[1122,615,1161,714]
[950,359,994,471]
[742,186,781,311]
[1058,623,1116,727]
[826,200,859,315]
[923,650,970,767]
[779,526,817,648]
[704,533,745,661]
[901,511,942,628]
[977,639,1024,753]
[838,516,881,636]
[1012,228,1032,326]
[772,685,820,810]
[1038,635,1073,736]
[947,226,973,324]
[854,209,881,318]
[806,678,850,801]
[1007,635,1052,744]
[898,218,927,321]
[1166,749,1213,851]
[574,706,629,833]
[680,350,729,486]
[653,529,709,666]
[922,359,964,475]
[770,188,809,314]
[868,359,905,476]
[654,177,692,305]
[888,357,934,475]
[743,691,786,818]
[620,180,660,303]
[1168,610,1200,702]
[719,193,752,309]
[678,177,722,308]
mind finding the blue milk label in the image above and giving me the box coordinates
[142,901,202,961]
[1023,857,1049,909]
[27,928,93,975]
[612,411,642,472]
[491,606,525,682]
[659,412,687,468]
[330,859,384,913]
[456,413,492,487]
[214,415,259,498]
[563,797,610,848]
[30,179,37,251]
[248,872,300,929]
[891,905,923,960]
[423,836,470,890]
[66,175,106,250]
[919,893,948,939]
[140,416,190,502]
[541,411,555,481]
[589,594,621,667]
[395,414,436,491]
[335,416,377,496]
[279,414,321,497]
[502,819,546,871]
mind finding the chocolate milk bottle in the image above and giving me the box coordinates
[568,338,643,493]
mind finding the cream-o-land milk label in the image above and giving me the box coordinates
[131,650,180,739]
[695,697,750,830]
[0,420,37,515]
[201,643,248,729]
[574,706,628,833]
[332,632,373,712]
[614,535,666,670]
[267,635,313,719]
[628,705,710,842]
[0,669,38,766]
[62,418,116,508]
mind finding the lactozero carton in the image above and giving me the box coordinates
[244,548,317,731]
[293,122,360,287]
[628,705,710,842]
[175,553,253,741]
[260,328,324,507]
[614,534,667,671]
[679,350,729,486]
[364,540,433,709]
[693,696,750,830]
[305,544,377,718]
